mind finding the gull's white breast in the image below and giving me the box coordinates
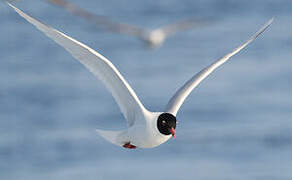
[128,112,172,148]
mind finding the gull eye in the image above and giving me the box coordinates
[162,120,166,124]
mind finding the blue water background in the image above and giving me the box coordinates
[1,0,292,179]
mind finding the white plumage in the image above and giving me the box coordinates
[7,2,273,148]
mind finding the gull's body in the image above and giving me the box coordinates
[47,0,207,48]
[7,2,273,149]
[100,112,171,148]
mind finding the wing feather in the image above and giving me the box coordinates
[8,3,147,126]
[155,17,209,38]
[46,0,145,37]
[165,18,273,115]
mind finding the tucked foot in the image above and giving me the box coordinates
[123,142,137,149]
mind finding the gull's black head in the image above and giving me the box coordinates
[157,113,177,138]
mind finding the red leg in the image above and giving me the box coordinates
[123,142,137,149]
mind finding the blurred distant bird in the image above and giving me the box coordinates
[7,2,273,149]
[46,0,207,48]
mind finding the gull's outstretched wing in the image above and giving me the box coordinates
[153,17,209,38]
[165,18,273,115]
[7,3,148,127]
[46,0,145,38]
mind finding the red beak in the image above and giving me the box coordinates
[169,127,175,138]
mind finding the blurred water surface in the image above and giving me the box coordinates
[1,0,292,180]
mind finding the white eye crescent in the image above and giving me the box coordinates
[162,120,166,124]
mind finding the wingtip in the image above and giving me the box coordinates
[250,17,273,41]
[263,17,274,32]
[262,18,274,30]
[267,17,274,25]
[6,1,12,6]
[6,1,17,10]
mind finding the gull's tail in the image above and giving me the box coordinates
[96,129,130,147]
